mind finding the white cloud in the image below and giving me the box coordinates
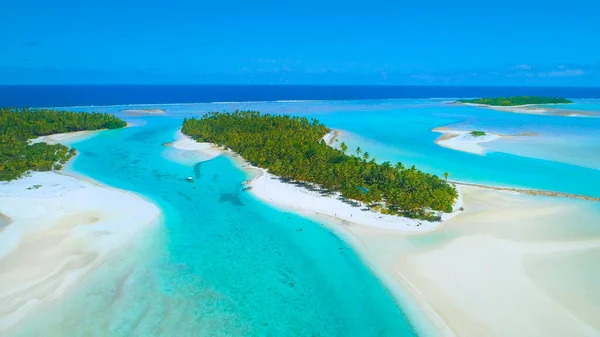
[514,64,532,70]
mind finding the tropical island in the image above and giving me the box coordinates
[181,111,458,220]
[0,108,159,332]
[0,108,127,181]
[456,96,572,106]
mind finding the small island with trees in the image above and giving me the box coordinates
[0,108,127,181]
[182,111,458,220]
[470,131,486,137]
[456,96,572,106]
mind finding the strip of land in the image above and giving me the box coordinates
[457,102,596,117]
[450,180,600,202]
[172,130,464,232]
[29,130,103,145]
[432,127,540,155]
[322,130,340,146]
[432,128,501,155]
[121,108,166,116]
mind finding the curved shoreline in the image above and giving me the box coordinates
[171,130,460,336]
[171,128,600,337]
[432,128,502,155]
[0,130,162,333]
[322,130,340,146]
[172,129,464,232]
[29,129,103,145]
[432,126,541,155]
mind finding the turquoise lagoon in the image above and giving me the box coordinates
[14,99,600,335]
[10,117,418,336]
[68,99,600,196]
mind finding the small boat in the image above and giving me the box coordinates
[187,176,194,182]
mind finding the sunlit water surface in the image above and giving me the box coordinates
[12,99,600,335]
[10,117,417,336]
[68,99,600,195]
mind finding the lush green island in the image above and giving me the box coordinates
[0,108,126,181]
[470,131,486,137]
[457,96,572,106]
[182,111,458,220]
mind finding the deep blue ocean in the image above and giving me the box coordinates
[2,84,600,108]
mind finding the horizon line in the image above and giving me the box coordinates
[1,84,600,89]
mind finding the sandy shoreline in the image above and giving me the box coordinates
[172,130,463,232]
[337,186,600,337]
[322,130,340,146]
[456,102,596,117]
[432,127,540,155]
[29,130,103,145]
[173,129,600,337]
[249,170,462,231]
[0,132,161,332]
[432,128,501,155]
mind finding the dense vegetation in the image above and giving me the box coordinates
[470,131,486,137]
[182,111,458,220]
[0,108,126,181]
[457,96,572,106]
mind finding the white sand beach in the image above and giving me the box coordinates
[0,130,161,332]
[248,169,462,232]
[169,130,223,162]
[0,172,160,332]
[337,186,600,337]
[29,130,101,145]
[174,130,600,337]
[322,130,340,146]
[173,129,463,232]
[433,128,501,155]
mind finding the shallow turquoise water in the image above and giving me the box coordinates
[11,117,417,336]
[300,100,600,195]
[20,99,599,336]
[72,99,600,196]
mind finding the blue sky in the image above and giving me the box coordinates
[1,0,599,85]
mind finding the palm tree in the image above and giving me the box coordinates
[444,172,449,181]
[340,142,348,153]
[174,111,458,221]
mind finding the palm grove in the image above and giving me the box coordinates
[182,111,458,220]
[0,108,126,181]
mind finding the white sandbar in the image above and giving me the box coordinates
[433,129,501,155]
